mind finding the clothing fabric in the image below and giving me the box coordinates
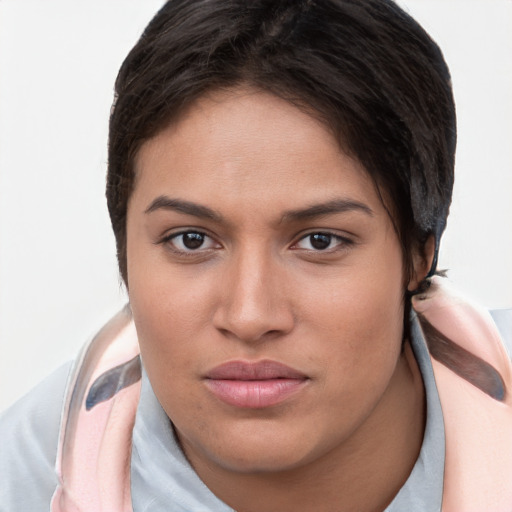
[130,314,445,512]
[1,294,511,511]
[0,362,69,511]
[0,318,444,512]
[412,280,512,511]
[491,309,512,356]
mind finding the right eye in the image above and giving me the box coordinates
[164,231,219,253]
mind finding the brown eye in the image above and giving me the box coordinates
[294,232,352,252]
[166,231,218,253]
[296,233,335,251]
[182,232,205,249]
[309,233,332,250]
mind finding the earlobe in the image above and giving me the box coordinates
[407,235,436,292]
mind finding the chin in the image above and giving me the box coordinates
[210,447,311,475]
[178,419,318,475]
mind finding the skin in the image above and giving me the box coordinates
[126,87,431,512]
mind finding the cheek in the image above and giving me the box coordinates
[127,253,192,368]
[129,288,207,431]
[310,289,404,377]
[127,252,229,415]
[129,279,223,447]
[127,223,215,345]
[302,242,406,387]
[129,274,209,369]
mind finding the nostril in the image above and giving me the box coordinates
[212,272,295,343]
[215,325,288,344]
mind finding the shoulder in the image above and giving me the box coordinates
[0,361,71,512]
[490,308,512,356]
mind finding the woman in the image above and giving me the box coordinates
[1,1,511,511]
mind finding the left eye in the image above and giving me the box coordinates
[166,231,218,252]
[295,233,347,251]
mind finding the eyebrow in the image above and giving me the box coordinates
[144,196,223,222]
[281,198,374,222]
[144,196,373,224]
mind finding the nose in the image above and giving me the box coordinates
[213,247,295,344]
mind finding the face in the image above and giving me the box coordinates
[126,88,419,476]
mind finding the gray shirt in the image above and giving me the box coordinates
[129,314,445,512]
[1,311,510,511]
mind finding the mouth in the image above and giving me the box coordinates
[204,360,309,409]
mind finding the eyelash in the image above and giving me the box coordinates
[159,229,353,257]
[291,232,354,252]
[159,230,219,256]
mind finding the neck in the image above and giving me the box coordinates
[184,341,425,512]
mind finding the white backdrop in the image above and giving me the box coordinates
[1,0,511,411]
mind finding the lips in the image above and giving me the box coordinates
[204,360,309,408]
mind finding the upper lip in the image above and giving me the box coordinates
[205,360,308,380]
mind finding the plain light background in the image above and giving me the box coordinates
[1,0,511,412]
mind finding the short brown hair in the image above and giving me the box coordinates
[107,0,456,284]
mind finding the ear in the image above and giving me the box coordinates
[407,235,436,292]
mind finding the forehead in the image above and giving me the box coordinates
[131,88,385,218]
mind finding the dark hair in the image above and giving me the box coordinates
[106,0,507,402]
[107,0,456,285]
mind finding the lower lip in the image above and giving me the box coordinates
[204,378,307,408]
